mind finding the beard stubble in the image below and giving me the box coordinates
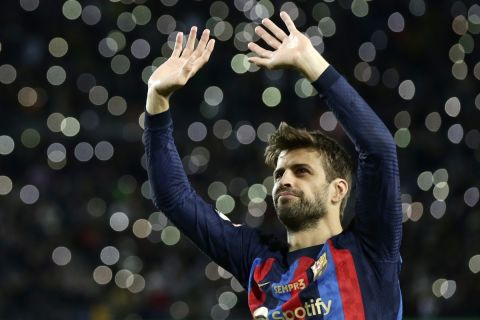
[273,186,329,233]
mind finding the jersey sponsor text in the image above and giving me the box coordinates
[272,278,306,294]
[270,298,332,319]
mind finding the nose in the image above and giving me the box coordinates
[278,170,294,188]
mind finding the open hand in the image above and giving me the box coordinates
[148,27,215,98]
[146,27,215,114]
[247,12,328,80]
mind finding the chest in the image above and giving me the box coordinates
[248,241,366,319]
[254,253,329,300]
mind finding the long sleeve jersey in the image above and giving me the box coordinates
[143,66,403,319]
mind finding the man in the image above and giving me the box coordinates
[144,11,402,319]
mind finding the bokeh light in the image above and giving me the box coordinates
[319,111,338,131]
[388,12,405,32]
[131,39,150,59]
[100,246,120,266]
[132,219,152,238]
[469,255,480,273]
[19,184,39,204]
[430,200,447,219]
[318,17,336,37]
[236,124,256,144]
[132,5,151,26]
[0,176,13,195]
[49,37,69,58]
[81,5,101,25]
[20,0,39,11]
[398,80,415,100]
[188,122,208,142]
[93,266,113,285]
[149,211,168,231]
[0,135,15,155]
[0,64,17,84]
[262,87,281,107]
[46,66,67,86]
[216,195,235,214]
[95,141,114,161]
[115,269,133,289]
[110,212,129,232]
[127,274,146,293]
[63,0,82,20]
[61,117,81,137]
[18,87,38,107]
[52,246,72,266]
[161,226,181,246]
[464,187,479,207]
[74,142,94,162]
[425,112,442,132]
[351,0,369,18]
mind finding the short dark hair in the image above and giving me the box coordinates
[264,122,353,218]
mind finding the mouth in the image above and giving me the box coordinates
[275,191,298,202]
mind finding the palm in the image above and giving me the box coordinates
[149,57,190,96]
[247,12,314,71]
[270,33,311,69]
[148,28,215,97]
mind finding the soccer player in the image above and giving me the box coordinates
[144,11,402,319]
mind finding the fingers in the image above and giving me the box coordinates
[247,56,270,69]
[190,29,211,60]
[192,37,215,67]
[254,26,282,49]
[181,26,198,57]
[261,17,288,41]
[280,11,298,33]
[203,38,215,61]
[171,32,183,58]
[247,42,273,59]
[197,29,211,52]
[189,38,215,77]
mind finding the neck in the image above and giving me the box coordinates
[286,214,343,252]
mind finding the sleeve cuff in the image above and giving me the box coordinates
[145,110,172,129]
[311,65,341,94]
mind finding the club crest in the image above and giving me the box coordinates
[311,253,328,280]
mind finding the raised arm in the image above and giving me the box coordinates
[144,27,259,286]
[248,12,402,261]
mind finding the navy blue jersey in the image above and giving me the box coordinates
[144,66,403,319]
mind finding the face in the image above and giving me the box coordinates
[272,148,330,232]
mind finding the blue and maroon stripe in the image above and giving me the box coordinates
[327,240,365,319]
[248,257,276,312]
[280,256,314,320]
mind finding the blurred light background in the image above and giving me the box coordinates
[0,0,479,319]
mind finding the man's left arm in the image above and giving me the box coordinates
[248,11,402,261]
[311,67,402,262]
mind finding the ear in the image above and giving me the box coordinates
[330,178,348,205]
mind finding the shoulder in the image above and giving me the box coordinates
[259,231,289,252]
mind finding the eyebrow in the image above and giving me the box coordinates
[273,163,314,176]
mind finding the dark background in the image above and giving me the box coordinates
[0,0,479,319]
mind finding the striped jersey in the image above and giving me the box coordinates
[144,66,403,319]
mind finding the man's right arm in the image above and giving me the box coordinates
[143,27,261,287]
[144,110,258,287]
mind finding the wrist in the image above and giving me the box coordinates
[297,47,330,82]
[146,88,170,115]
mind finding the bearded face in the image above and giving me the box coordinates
[273,184,329,232]
[271,148,333,232]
